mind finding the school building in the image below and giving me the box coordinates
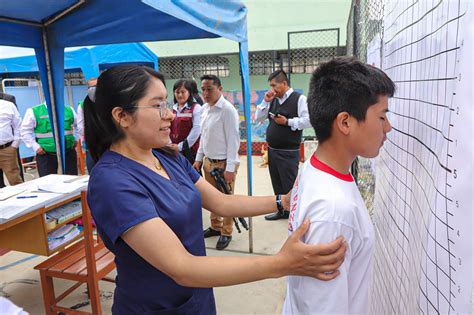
[146,0,352,147]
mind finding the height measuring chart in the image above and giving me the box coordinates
[370,1,473,314]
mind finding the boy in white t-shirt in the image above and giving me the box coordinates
[283,57,395,314]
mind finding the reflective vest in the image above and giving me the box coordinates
[32,103,75,153]
[170,102,200,154]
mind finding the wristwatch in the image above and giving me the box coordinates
[276,194,285,215]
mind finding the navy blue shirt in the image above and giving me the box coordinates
[88,150,216,314]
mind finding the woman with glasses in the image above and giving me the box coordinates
[168,79,201,163]
[84,65,346,315]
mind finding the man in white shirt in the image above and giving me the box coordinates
[254,70,311,221]
[193,74,240,250]
[0,92,19,187]
[76,78,97,172]
[283,57,395,314]
[0,99,23,186]
[21,102,81,177]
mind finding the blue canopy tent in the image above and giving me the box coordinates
[0,43,158,80]
[0,42,159,159]
[0,0,255,249]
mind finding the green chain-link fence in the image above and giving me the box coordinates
[346,0,385,214]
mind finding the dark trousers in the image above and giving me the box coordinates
[268,147,300,195]
[36,148,78,177]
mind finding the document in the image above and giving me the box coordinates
[0,186,27,201]
[37,175,89,194]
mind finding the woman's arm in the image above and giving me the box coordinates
[195,177,287,217]
[122,217,346,288]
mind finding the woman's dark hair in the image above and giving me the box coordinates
[308,57,395,143]
[172,79,194,107]
[187,79,204,105]
[84,65,166,162]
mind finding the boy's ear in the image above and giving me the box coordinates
[335,112,352,136]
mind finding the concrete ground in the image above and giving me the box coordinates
[0,156,290,314]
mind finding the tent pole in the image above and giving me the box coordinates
[42,28,64,174]
[239,41,253,253]
[44,0,86,26]
[0,17,41,27]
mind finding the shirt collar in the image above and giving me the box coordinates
[310,153,354,182]
[277,88,294,103]
[208,94,225,109]
[173,102,191,111]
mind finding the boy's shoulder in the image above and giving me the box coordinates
[289,157,361,230]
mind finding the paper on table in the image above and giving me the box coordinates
[38,182,87,194]
[0,186,28,201]
[0,192,62,220]
[37,175,89,194]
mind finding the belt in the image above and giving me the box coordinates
[0,141,12,150]
[207,157,226,163]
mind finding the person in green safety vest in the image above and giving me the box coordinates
[20,102,81,177]
[76,78,97,173]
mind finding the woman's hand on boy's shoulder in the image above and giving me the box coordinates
[275,219,347,281]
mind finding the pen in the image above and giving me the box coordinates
[16,195,38,199]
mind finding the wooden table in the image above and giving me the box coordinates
[0,174,89,256]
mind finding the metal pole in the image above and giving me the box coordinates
[287,32,291,85]
[43,0,86,26]
[353,2,360,57]
[239,41,253,253]
[337,28,340,49]
[42,28,64,174]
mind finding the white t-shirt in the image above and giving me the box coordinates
[283,154,374,315]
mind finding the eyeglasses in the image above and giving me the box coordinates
[135,100,173,118]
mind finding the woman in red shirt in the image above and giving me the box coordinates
[169,79,201,163]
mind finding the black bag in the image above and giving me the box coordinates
[181,139,195,164]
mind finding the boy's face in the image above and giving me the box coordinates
[351,95,392,158]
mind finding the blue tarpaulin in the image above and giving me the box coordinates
[0,43,158,79]
[0,0,253,198]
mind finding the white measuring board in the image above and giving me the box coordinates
[370,1,473,314]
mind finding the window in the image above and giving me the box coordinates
[249,51,275,75]
[159,55,230,79]
[288,47,341,73]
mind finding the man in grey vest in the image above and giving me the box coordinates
[255,70,311,220]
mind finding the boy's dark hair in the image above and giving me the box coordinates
[200,74,221,87]
[308,57,395,143]
[268,69,289,84]
[84,65,167,162]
